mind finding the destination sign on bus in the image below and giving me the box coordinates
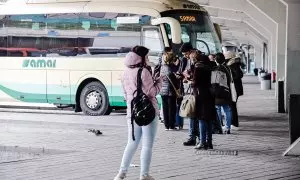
[179,16,196,22]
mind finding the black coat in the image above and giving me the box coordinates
[227,59,244,97]
[160,63,179,96]
[192,61,216,121]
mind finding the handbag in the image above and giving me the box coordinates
[229,68,237,102]
[179,86,196,118]
[131,67,156,141]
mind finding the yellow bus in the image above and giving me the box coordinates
[0,0,221,115]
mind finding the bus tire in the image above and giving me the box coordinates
[79,81,109,116]
[104,106,112,115]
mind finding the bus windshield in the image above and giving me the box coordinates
[161,10,222,55]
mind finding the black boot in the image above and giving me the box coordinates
[183,138,196,146]
[224,129,231,134]
[207,142,213,149]
[213,129,223,134]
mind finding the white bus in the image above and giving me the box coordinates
[0,0,221,115]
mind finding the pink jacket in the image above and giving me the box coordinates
[122,52,162,118]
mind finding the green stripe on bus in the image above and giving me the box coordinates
[0,84,69,104]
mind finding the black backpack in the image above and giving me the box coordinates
[131,67,156,141]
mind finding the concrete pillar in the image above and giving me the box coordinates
[263,42,268,71]
[254,47,262,69]
[261,43,264,69]
[284,0,300,111]
[277,15,287,81]
[249,0,287,80]
[244,0,277,73]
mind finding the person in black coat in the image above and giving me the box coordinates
[224,51,244,127]
[191,51,216,150]
[178,43,200,146]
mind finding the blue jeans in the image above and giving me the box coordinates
[119,117,158,177]
[199,120,212,144]
[185,118,199,139]
[216,105,232,130]
[176,105,184,127]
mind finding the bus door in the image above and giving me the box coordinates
[46,69,71,104]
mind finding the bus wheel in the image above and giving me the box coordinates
[105,106,112,115]
[79,81,109,116]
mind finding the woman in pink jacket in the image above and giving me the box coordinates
[114,46,162,180]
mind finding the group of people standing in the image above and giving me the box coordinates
[114,44,244,180]
[159,43,244,150]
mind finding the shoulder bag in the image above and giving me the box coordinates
[179,85,196,118]
[166,73,182,98]
[229,68,237,102]
[131,67,156,141]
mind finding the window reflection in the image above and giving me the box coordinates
[0,13,152,57]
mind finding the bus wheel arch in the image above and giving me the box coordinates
[75,78,110,116]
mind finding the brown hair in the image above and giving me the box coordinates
[191,50,210,64]
[163,52,177,65]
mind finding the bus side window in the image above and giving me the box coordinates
[77,13,152,57]
[0,50,7,56]
[28,51,47,57]
[7,51,23,57]
[0,35,7,56]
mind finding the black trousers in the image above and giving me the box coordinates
[161,96,177,129]
[231,102,239,127]
[213,109,223,134]
[191,119,199,139]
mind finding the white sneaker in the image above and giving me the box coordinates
[231,125,240,130]
[169,128,178,131]
[114,172,126,180]
[140,175,155,180]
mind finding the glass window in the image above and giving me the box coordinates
[77,13,152,57]
[0,16,7,57]
[1,13,153,57]
[44,14,79,57]
[142,27,163,54]
[0,37,7,56]
[4,14,80,57]
[161,10,222,55]
[181,26,190,43]
[7,51,23,57]
[4,14,46,57]
[141,26,164,66]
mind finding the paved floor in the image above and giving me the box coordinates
[0,76,300,180]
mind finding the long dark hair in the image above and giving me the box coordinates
[131,46,152,75]
[192,51,209,64]
[132,46,149,67]
[215,52,226,65]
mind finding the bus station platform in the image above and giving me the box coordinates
[0,76,300,180]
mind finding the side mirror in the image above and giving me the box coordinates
[151,17,182,44]
[141,26,164,54]
[213,23,222,43]
[141,26,164,66]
